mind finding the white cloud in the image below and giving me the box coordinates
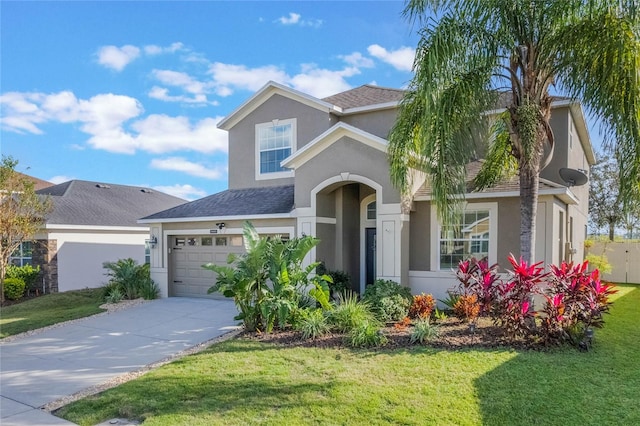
[144,42,184,55]
[152,183,207,201]
[276,12,323,28]
[150,157,226,179]
[278,12,301,25]
[97,45,141,71]
[130,115,227,154]
[148,86,214,105]
[209,63,289,95]
[49,175,75,184]
[148,70,218,105]
[341,52,375,69]
[290,64,359,98]
[1,90,227,155]
[367,45,415,72]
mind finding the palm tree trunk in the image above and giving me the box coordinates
[520,162,540,264]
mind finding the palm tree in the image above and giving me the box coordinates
[389,0,640,263]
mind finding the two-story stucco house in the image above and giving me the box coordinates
[140,81,595,300]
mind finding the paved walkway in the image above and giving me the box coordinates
[0,298,239,426]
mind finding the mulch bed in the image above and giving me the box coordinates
[241,316,543,351]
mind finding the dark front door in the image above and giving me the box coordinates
[365,227,377,286]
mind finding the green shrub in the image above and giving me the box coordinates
[378,294,411,322]
[347,321,387,348]
[6,264,41,294]
[295,308,331,339]
[102,259,159,300]
[3,277,26,300]
[329,291,376,333]
[410,318,440,344]
[585,253,612,274]
[362,279,412,322]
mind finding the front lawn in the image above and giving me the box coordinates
[56,285,640,426]
[0,288,105,338]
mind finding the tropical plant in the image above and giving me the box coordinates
[584,253,613,275]
[3,277,26,300]
[439,291,461,311]
[316,263,351,298]
[410,318,440,344]
[0,156,52,302]
[540,260,617,346]
[453,294,481,323]
[362,279,413,322]
[206,221,331,332]
[394,316,412,330]
[455,257,499,314]
[347,320,387,348]
[389,0,640,263]
[295,308,331,339]
[102,258,158,300]
[328,291,377,333]
[104,286,124,304]
[492,255,546,340]
[409,293,436,319]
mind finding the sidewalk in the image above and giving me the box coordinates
[0,298,239,426]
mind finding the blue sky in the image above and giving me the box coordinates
[1,1,419,200]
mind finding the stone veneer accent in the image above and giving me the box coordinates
[32,239,58,294]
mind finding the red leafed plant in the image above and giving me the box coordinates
[409,293,436,319]
[540,260,617,345]
[455,257,499,315]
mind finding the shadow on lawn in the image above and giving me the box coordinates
[474,285,640,425]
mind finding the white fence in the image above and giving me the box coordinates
[586,241,640,284]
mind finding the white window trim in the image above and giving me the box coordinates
[10,241,34,267]
[255,118,296,181]
[430,202,498,271]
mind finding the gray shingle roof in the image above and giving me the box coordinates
[323,85,404,109]
[415,160,562,198]
[37,180,186,227]
[141,185,295,220]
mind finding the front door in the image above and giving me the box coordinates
[365,227,377,287]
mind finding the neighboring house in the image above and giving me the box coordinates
[30,180,185,293]
[140,81,594,300]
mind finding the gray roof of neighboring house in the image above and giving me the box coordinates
[37,180,186,227]
[323,85,405,109]
[141,185,295,220]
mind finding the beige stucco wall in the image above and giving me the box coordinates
[293,136,401,207]
[340,109,398,140]
[227,93,337,189]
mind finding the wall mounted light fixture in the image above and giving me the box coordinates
[146,235,158,249]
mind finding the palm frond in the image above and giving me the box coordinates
[554,6,640,207]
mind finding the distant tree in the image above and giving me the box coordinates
[589,151,640,240]
[0,156,52,302]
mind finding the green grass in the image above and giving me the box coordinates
[56,285,640,426]
[0,288,105,338]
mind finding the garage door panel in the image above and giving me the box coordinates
[170,234,245,298]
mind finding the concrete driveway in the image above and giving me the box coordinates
[0,298,239,426]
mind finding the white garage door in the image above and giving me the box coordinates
[170,235,245,298]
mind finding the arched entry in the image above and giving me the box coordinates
[304,174,382,294]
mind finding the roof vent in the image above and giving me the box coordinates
[141,189,153,193]
[95,184,111,189]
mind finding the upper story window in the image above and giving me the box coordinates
[11,241,33,266]
[255,118,296,180]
